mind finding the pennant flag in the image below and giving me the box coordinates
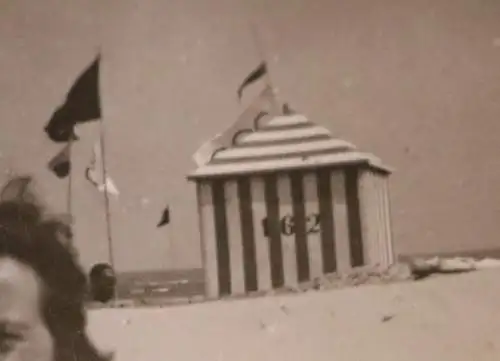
[192,133,224,167]
[44,56,101,143]
[85,142,119,196]
[48,144,71,178]
[237,61,268,101]
[157,206,170,227]
[193,84,277,167]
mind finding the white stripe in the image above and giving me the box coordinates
[302,172,323,280]
[236,125,331,145]
[330,171,351,273]
[224,180,246,295]
[264,114,309,128]
[382,178,395,265]
[192,137,223,167]
[213,139,355,162]
[250,177,273,291]
[190,151,392,178]
[86,142,119,196]
[374,174,386,266]
[197,182,219,298]
[378,175,393,266]
[276,174,298,287]
[359,170,378,265]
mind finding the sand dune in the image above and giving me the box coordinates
[88,269,500,361]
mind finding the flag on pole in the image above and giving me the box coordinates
[193,84,277,166]
[237,61,268,101]
[157,206,170,227]
[85,142,119,196]
[47,144,71,178]
[44,56,101,143]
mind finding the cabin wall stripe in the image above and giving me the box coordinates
[358,170,376,265]
[344,167,364,267]
[317,169,337,273]
[381,178,394,264]
[197,182,219,298]
[224,180,246,295]
[373,174,386,266]
[377,175,389,266]
[358,170,393,267]
[211,180,231,295]
[330,170,351,272]
[290,171,310,283]
[276,174,299,288]
[303,172,324,279]
[198,167,393,297]
[377,173,394,265]
[249,178,272,291]
[264,174,285,288]
[237,177,259,292]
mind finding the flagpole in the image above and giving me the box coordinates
[166,221,173,269]
[66,138,73,234]
[247,14,281,114]
[95,54,116,275]
[99,125,114,261]
[249,25,273,88]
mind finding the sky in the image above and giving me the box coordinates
[0,0,499,271]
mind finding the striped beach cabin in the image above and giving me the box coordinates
[188,113,394,299]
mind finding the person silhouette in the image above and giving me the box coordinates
[0,176,111,361]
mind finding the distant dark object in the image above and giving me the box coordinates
[0,175,40,205]
[381,314,395,323]
[0,176,43,226]
[44,56,102,143]
[48,144,71,178]
[237,61,268,100]
[157,206,170,227]
[282,103,296,115]
[89,263,116,303]
[0,176,32,200]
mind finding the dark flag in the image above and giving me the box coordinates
[237,61,268,101]
[44,56,102,143]
[48,144,71,178]
[157,206,170,227]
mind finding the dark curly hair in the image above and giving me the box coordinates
[0,177,111,361]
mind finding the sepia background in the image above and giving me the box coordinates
[0,0,499,272]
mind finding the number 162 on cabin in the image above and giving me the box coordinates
[261,213,321,237]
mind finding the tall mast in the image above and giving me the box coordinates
[245,7,281,114]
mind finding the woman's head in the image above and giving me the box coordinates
[0,177,110,361]
[89,263,117,303]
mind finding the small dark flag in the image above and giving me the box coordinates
[157,206,170,227]
[48,144,71,179]
[45,56,102,143]
[237,61,268,101]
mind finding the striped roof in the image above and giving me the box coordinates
[188,113,392,179]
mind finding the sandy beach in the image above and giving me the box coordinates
[88,269,500,361]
